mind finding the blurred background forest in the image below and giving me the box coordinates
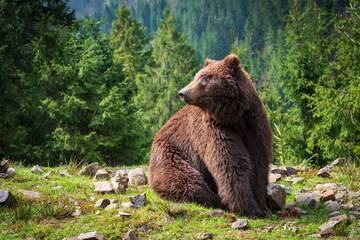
[0,0,359,166]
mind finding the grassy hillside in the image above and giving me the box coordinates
[1,162,359,239]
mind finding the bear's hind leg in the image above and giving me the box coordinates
[150,148,221,208]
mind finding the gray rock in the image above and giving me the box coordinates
[31,165,43,174]
[231,219,248,229]
[6,168,16,177]
[317,166,332,177]
[117,211,131,217]
[210,209,224,217]
[130,193,146,207]
[268,173,282,183]
[328,211,342,218]
[95,198,111,208]
[122,230,137,240]
[324,201,341,212]
[267,184,287,210]
[288,176,304,185]
[350,211,360,219]
[111,175,128,193]
[113,169,129,177]
[94,169,109,180]
[0,159,9,173]
[197,232,214,239]
[286,167,297,176]
[270,167,288,176]
[342,201,354,210]
[59,170,72,178]
[349,191,360,200]
[121,202,136,208]
[128,168,147,186]
[77,231,104,240]
[94,181,113,193]
[319,214,348,236]
[79,162,100,176]
[315,183,338,192]
[0,190,12,206]
[335,191,348,203]
[352,204,360,211]
[71,209,81,217]
[295,192,320,208]
[329,158,345,167]
[18,189,42,200]
[105,203,117,210]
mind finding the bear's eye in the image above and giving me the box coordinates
[200,76,210,87]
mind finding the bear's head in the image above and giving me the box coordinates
[178,54,257,124]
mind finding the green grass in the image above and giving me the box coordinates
[0,164,359,240]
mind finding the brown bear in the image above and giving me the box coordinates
[149,54,273,217]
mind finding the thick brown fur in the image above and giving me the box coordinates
[149,54,273,217]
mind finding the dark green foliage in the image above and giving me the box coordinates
[1,1,359,166]
[135,9,199,139]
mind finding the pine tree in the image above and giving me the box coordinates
[110,5,150,99]
[135,9,199,139]
[310,0,360,163]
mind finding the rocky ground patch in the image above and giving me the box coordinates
[0,158,359,239]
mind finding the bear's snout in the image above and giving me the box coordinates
[178,89,192,103]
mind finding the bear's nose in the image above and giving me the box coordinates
[178,91,186,101]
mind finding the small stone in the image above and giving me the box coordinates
[329,158,345,167]
[111,175,128,193]
[286,167,297,176]
[283,222,298,233]
[320,189,336,202]
[349,191,360,200]
[210,209,224,217]
[317,166,332,177]
[324,201,341,212]
[268,173,282,183]
[94,181,114,193]
[0,190,12,206]
[18,189,42,200]
[59,170,72,177]
[352,204,360,211]
[319,214,348,236]
[295,192,320,208]
[117,211,131,217]
[290,177,304,185]
[79,162,100,176]
[105,203,117,210]
[130,193,146,207]
[113,169,129,177]
[94,169,109,180]
[77,231,104,240]
[128,168,147,186]
[53,185,63,190]
[315,183,338,192]
[0,159,10,173]
[342,201,354,210]
[95,199,111,208]
[31,165,43,174]
[329,211,342,218]
[121,202,136,208]
[197,232,214,239]
[350,211,360,219]
[122,230,137,240]
[270,167,288,176]
[277,204,303,218]
[231,219,248,229]
[335,191,348,203]
[267,184,287,210]
[71,209,81,217]
[6,168,16,177]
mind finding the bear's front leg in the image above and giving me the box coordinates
[204,136,265,217]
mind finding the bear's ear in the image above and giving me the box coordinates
[204,58,215,66]
[224,54,240,69]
